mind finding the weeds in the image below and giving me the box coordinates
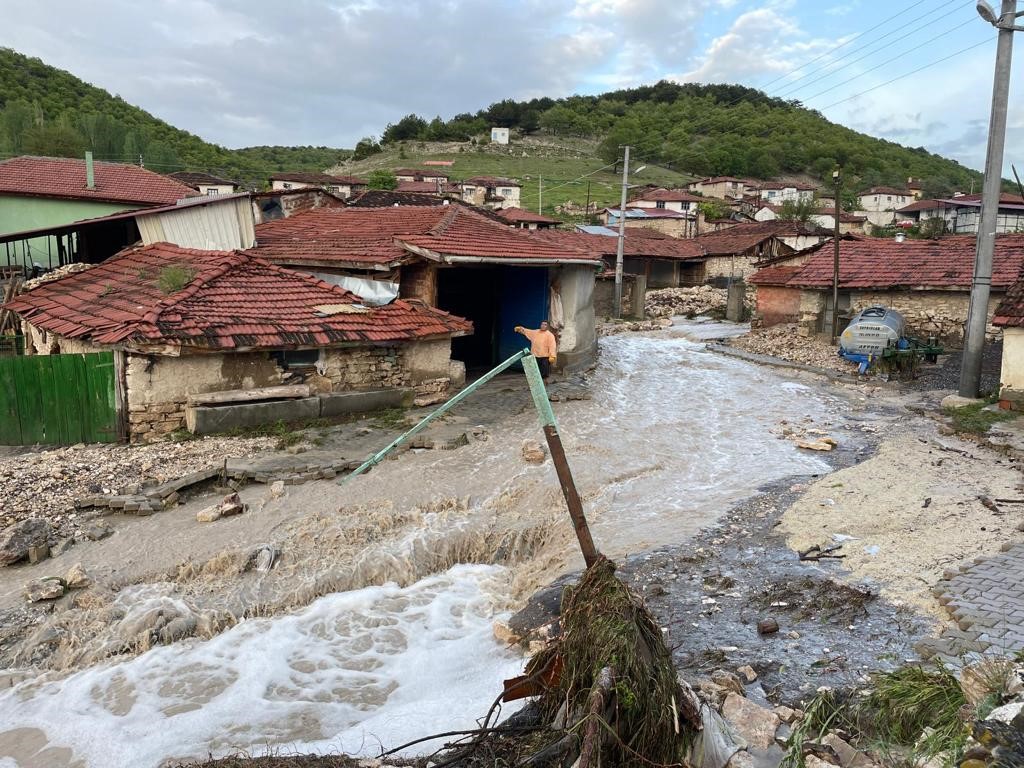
[168,428,198,443]
[944,402,1015,434]
[370,407,409,429]
[157,264,197,294]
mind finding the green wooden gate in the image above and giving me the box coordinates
[0,352,119,446]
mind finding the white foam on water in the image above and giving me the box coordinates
[0,565,524,768]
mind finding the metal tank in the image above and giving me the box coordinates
[839,306,906,356]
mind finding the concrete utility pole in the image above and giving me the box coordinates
[538,175,543,215]
[832,167,842,343]
[613,145,630,319]
[961,0,1022,397]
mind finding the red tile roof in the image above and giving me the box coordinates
[393,168,450,179]
[495,207,561,224]
[749,265,803,286]
[394,180,460,194]
[895,199,947,213]
[994,272,1024,327]
[695,221,817,255]
[858,186,912,197]
[3,243,470,349]
[0,156,197,206]
[167,171,236,189]
[751,181,818,191]
[767,235,1024,290]
[530,230,704,261]
[462,176,519,187]
[270,172,366,186]
[254,205,597,268]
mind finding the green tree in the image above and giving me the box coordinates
[698,199,728,221]
[778,196,818,224]
[352,136,381,160]
[0,99,36,154]
[367,169,397,190]
[382,114,427,143]
[22,122,86,157]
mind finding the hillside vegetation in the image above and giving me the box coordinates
[368,82,985,197]
[0,48,350,184]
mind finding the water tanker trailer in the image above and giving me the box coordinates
[838,306,942,374]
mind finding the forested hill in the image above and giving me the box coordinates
[0,48,350,183]
[375,82,984,197]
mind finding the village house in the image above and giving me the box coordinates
[460,176,521,209]
[393,168,451,184]
[251,188,346,225]
[0,154,197,270]
[750,181,817,204]
[688,221,803,285]
[856,186,915,229]
[268,172,367,199]
[495,207,561,230]
[602,207,694,238]
[167,171,238,196]
[749,235,1024,343]
[753,203,867,234]
[3,242,472,443]
[895,194,1024,235]
[628,188,705,213]
[687,177,748,200]
[993,273,1024,408]
[907,177,925,199]
[250,204,601,371]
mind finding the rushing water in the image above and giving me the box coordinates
[0,322,844,767]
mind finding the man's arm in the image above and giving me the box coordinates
[515,326,538,341]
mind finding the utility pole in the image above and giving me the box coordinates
[961,0,1022,397]
[538,175,543,215]
[585,181,592,221]
[831,167,842,343]
[613,146,630,319]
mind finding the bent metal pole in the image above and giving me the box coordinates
[522,354,601,568]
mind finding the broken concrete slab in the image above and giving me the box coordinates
[186,397,321,435]
[318,388,414,418]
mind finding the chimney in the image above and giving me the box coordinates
[895,231,906,243]
[85,151,95,190]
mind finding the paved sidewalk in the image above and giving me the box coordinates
[917,542,1024,663]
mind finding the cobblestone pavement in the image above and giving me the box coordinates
[917,542,1024,663]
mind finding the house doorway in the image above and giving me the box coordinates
[436,265,549,369]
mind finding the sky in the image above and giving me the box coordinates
[2,0,1023,174]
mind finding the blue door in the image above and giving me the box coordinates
[496,267,549,363]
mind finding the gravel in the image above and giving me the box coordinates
[725,324,857,374]
[904,341,1003,394]
[0,436,275,539]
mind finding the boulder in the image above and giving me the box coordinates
[757,618,780,635]
[196,505,222,523]
[269,480,286,499]
[82,521,113,541]
[219,492,246,517]
[0,518,52,566]
[24,577,65,602]
[737,664,758,683]
[805,756,839,768]
[721,692,781,750]
[712,669,746,695]
[64,563,92,589]
[821,733,875,768]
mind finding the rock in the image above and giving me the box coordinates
[27,543,50,564]
[758,618,780,635]
[725,750,755,768]
[698,680,730,710]
[24,577,65,602]
[805,756,839,768]
[63,563,91,589]
[712,669,746,695]
[356,427,373,436]
[82,522,113,541]
[796,437,838,452]
[196,505,222,523]
[521,441,547,464]
[721,692,781,750]
[775,722,793,747]
[984,701,1024,723]
[737,664,758,683]
[51,538,75,556]
[269,480,286,499]
[822,733,875,768]
[253,545,277,573]
[941,394,985,410]
[218,492,246,517]
[774,705,802,723]
[0,518,52,566]
[493,621,520,646]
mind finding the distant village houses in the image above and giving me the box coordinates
[269,172,367,199]
[167,171,238,196]
[460,176,521,209]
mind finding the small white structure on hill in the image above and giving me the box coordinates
[490,127,510,145]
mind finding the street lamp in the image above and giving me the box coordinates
[960,0,1021,397]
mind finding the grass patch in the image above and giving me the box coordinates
[369,407,409,429]
[943,402,1015,434]
[223,419,325,450]
[168,428,199,443]
[157,264,197,294]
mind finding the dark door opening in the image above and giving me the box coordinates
[437,265,549,369]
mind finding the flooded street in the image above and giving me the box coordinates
[0,322,852,767]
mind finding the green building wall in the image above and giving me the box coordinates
[0,195,142,269]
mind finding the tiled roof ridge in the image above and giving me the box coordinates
[428,205,465,237]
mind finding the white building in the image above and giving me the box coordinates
[460,176,521,209]
[856,186,915,213]
[490,127,510,145]
[269,173,367,199]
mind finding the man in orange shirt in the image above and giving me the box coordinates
[515,320,558,381]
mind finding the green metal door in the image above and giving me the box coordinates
[0,352,119,446]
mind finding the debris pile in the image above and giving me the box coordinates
[598,318,672,335]
[0,436,275,538]
[21,262,95,291]
[646,285,730,318]
[727,324,856,373]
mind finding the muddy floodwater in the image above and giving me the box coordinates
[0,321,850,767]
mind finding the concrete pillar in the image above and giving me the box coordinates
[629,275,647,320]
[726,279,746,322]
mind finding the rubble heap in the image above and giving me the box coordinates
[0,436,274,539]
[646,285,729,318]
[21,262,94,291]
[727,324,857,374]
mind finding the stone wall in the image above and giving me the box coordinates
[317,346,410,390]
[625,218,690,238]
[850,289,1003,345]
[21,322,100,356]
[702,255,761,281]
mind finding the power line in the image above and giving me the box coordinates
[772,0,973,98]
[818,36,994,110]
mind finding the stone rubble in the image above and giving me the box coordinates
[0,518,52,566]
[645,285,746,319]
[726,323,857,374]
[0,436,275,539]
[24,577,65,603]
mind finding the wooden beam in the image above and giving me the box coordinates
[187,384,311,406]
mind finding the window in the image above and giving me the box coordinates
[500,187,514,196]
[282,182,292,190]
[656,201,666,209]
[270,349,321,369]
[205,188,219,196]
